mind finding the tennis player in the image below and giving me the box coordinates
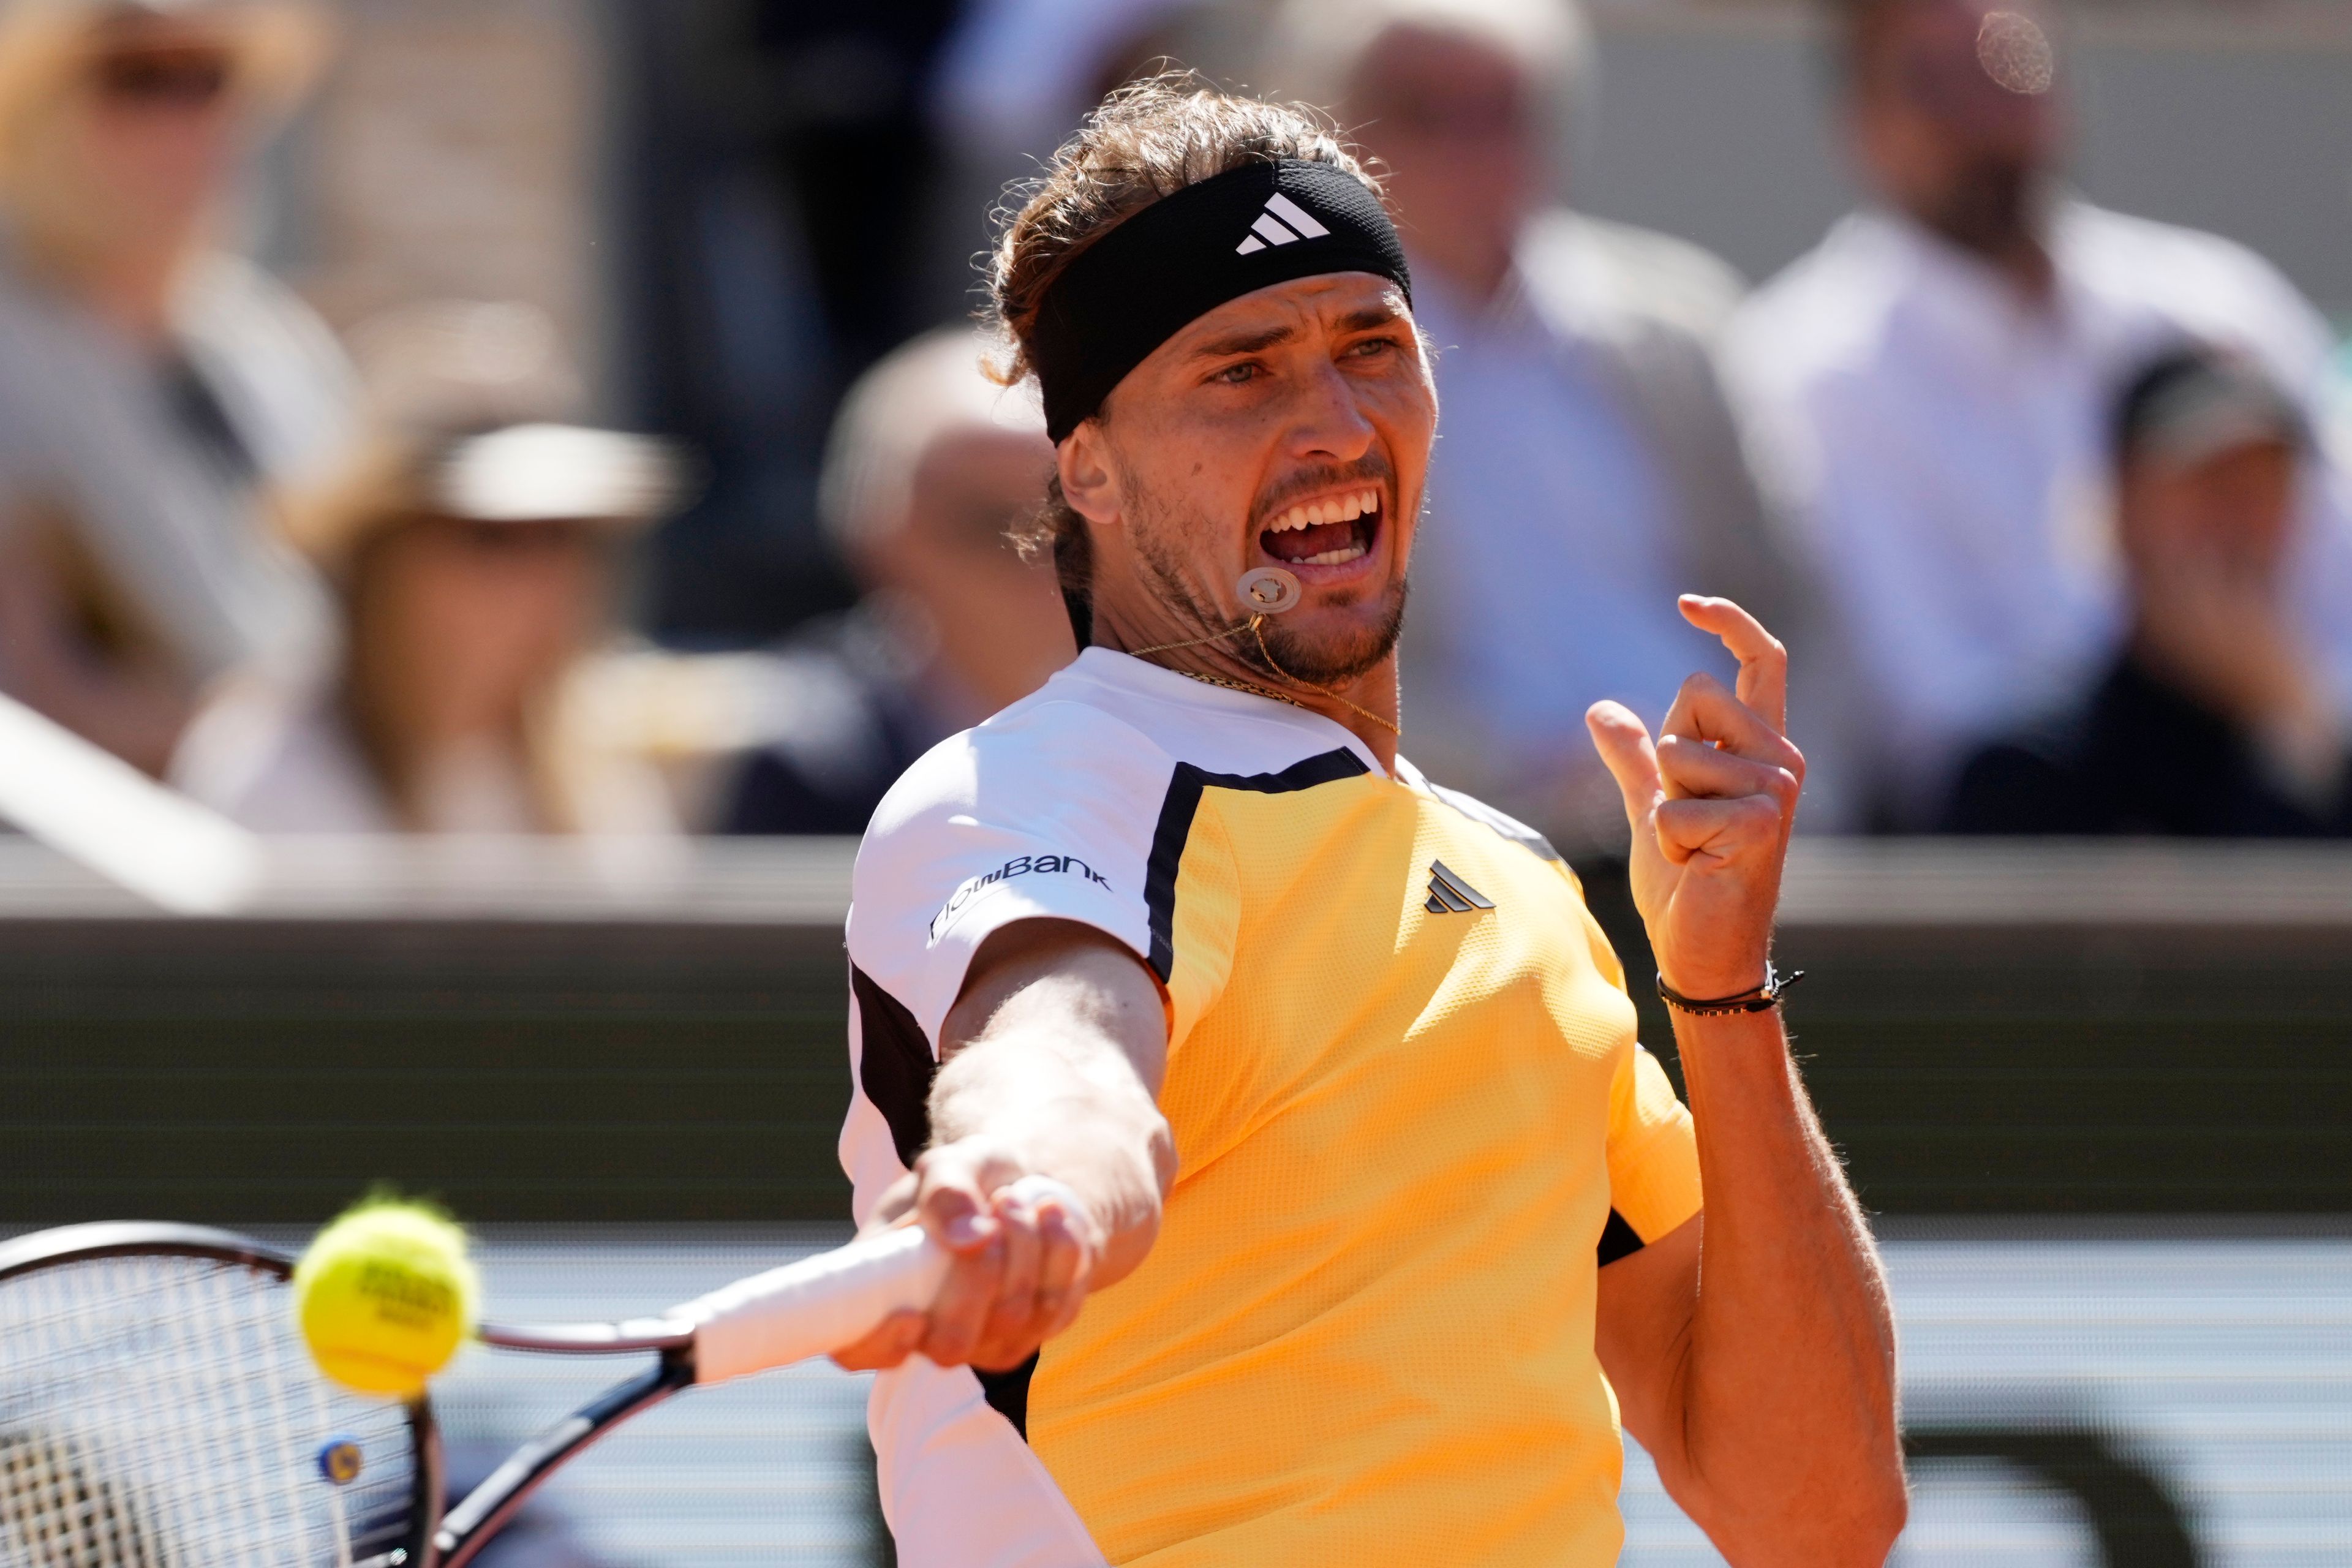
[833,82,1907,1567]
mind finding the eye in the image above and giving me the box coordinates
[1345,336,1398,360]
[1212,361,1262,385]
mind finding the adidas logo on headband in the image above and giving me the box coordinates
[1235,192,1332,255]
[1030,159,1412,443]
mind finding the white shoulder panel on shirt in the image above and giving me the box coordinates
[850,649,1381,1046]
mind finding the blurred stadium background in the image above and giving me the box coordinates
[4,0,2352,1563]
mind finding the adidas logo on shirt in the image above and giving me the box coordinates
[1423,861,1494,916]
[1235,192,1331,255]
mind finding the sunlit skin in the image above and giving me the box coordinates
[1060,270,1435,768]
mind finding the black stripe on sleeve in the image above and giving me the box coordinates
[847,967,1037,1442]
[1597,1208,1646,1267]
[975,1353,1039,1440]
[850,963,937,1168]
[1142,747,1370,982]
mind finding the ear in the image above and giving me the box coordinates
[1057,421,1121,529]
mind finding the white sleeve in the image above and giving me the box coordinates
[845,699,1181,1054]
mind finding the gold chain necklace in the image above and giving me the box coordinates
[1132,616,1400,736]
[1175,668,1313,711]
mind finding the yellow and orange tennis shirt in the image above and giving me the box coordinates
[842,648,1703,1567]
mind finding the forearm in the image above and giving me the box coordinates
[1671,1007,1903,1559]
[930,1023,1175,1284]
[1585,598,1902,1558]
[834,926,1174,1375]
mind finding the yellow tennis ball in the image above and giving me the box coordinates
[292,1197,478,1400]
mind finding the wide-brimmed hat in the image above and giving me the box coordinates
[281,421,692,570]
[282,299,692,569]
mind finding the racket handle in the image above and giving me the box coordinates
[679,1226,949,1385]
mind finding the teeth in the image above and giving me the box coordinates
[1266,489,1382,533]
[1300,545,1367,566]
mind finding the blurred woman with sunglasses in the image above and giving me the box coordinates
[0,0,352,774]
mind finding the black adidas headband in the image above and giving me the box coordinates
[1028,159,1414,445]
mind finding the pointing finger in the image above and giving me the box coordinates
[1678,595,1788,736]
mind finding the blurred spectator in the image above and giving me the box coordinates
[1269,0,1796,853]
[723,326,1070,834]
[1949,347,2350,837]
[1723,0,2352,828]
[0,0,351,775]
[172,302,688,834]
[926,0,1208,294]
[613,1,969,644]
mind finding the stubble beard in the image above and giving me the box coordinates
[1129,491,1408,688]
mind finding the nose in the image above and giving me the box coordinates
[1283,357,1376,467]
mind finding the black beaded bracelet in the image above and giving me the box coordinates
[1656,965,1805,1016]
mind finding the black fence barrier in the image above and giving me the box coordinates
[7,839,2350,1223]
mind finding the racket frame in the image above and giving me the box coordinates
[428,1341,692,1568]
[0,1221,443,1568]
[1,1222,907,1567]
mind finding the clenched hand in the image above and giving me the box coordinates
[1585,596,1804,1000]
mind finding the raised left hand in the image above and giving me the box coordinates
[1585,596,1804,1001]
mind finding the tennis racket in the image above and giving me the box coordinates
[0,1219,948,1567]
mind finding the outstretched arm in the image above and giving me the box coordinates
[835,917,1175,1374]
[1586,597,1906,1566]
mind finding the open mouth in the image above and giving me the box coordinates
[1259,486,1381,569]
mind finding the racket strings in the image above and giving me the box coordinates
[0,1430,160,1567]
[0,1254,417,1567]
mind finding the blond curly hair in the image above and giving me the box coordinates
[983,74,1382,642]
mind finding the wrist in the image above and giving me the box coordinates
[1657,963,1803,1017]
[988,1126,1166,1232]
[1655,960,1770,1002]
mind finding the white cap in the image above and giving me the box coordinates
[432,423,686,526]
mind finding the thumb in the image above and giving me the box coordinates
[913,1147,1001,1253]
[1586,701,1664,835]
